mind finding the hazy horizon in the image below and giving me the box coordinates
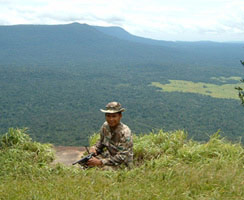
[1,0,244,42]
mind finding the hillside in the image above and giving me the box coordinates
[0,23,242,65]
[0,23,179,65]
[0,23,244,145]
[1,128,244,199]
[93,25,175,46]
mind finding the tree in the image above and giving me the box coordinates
[235,60,244,105]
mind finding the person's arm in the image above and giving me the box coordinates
[94,126,105,155]
[87,156,103,166]
[87,126,105,167]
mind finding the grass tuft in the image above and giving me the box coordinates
[1,128,244,199]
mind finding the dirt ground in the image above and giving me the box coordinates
[52,146,86,166]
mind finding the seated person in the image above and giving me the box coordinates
[87,102,133,169]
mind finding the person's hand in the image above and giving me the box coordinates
[87,157,102,167]
[89,147,97,155]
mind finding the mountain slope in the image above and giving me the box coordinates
[0,23,180,65]
[0,22,243,66]
[93,25,175,46]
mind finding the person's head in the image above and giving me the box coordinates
[100,102,125,128]
[105,112,122,128]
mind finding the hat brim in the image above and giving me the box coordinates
[100,108,125,113]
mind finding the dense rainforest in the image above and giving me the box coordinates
[0,23,244,145]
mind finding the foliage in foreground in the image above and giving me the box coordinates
[1,128,244,200]
[0,128,55,178]
[235,60,244,105]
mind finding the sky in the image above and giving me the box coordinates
[0,0,244,42]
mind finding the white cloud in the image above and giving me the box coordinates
[0,0,243,41]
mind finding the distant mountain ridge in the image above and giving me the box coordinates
[0,22,243,66]
[93,25,174,46]
[93,24,243,46]
[0,22,178,65]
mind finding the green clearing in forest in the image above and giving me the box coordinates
[151,77,242,100]
[210,76,242,83]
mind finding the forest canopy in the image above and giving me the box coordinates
[0,23,244,145]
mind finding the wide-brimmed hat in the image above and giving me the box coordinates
[100,102,125,113]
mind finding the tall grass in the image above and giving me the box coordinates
[0,128,55,178]
[1,128,244,199]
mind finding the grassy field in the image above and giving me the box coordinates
[210,76,242,83]
[1,128,244,199]
[151,77,242,100]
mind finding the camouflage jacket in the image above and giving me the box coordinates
[95,122,133,167]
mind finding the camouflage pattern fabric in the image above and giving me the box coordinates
[95,122,133,168]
